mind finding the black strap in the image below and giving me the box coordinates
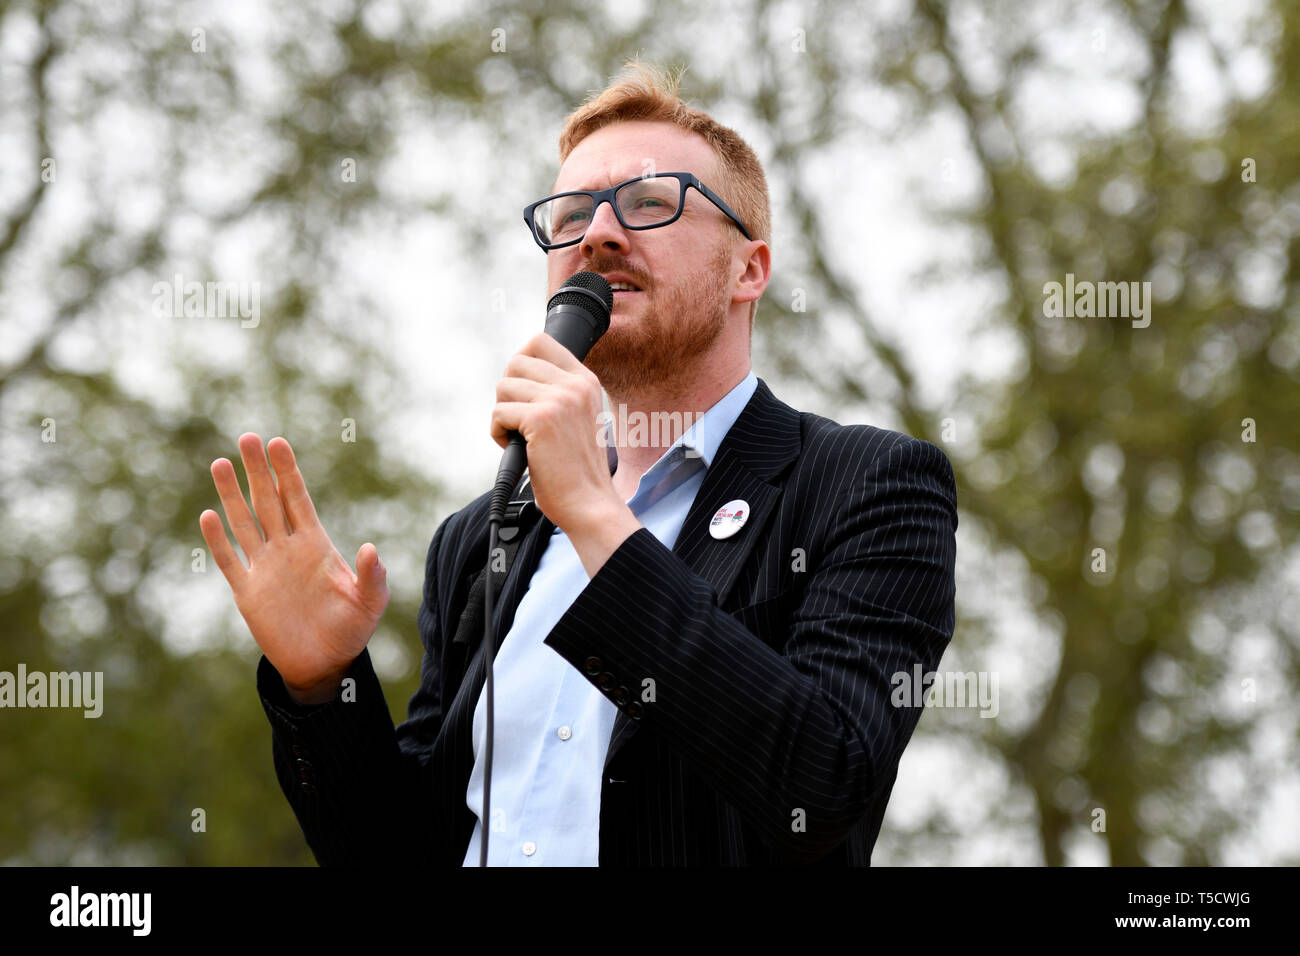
[450,477,541,651]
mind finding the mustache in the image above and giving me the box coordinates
[581,260,649,290]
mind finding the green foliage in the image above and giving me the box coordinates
[1,0,1295,865]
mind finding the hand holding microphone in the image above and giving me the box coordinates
[488,271,614,527]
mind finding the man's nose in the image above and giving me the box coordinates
[580,199,630,257]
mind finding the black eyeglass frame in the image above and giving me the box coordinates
[523,171,753,251]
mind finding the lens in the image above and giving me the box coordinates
[616,177,680,226]
[534,193,594,246]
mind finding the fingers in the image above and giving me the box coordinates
[494,375,548,405]
[503,349,568,383]
[492,366,603,449]
[493,337,602,448]
[238,433,290,540]
[199,508,248,586]
[210,456,265,559]
[267,437,320,533]
[522,332,585,373]
[508,337,601,386]
[490,401,531,449]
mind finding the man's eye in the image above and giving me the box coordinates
[561,210,589,223]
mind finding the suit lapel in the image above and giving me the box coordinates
[604,378,802,769]
[443,379,803,780]
[494,511,557,647]
[441,506,558,756]
[671,446,780,606]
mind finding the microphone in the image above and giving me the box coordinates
[488,271,614,522]
[479,270,612,867]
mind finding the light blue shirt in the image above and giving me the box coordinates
[462,369,758,865]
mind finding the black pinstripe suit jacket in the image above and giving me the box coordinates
[257,377,958,865]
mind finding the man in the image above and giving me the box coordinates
[199,63,957,866]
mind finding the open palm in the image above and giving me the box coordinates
[199,434,389,705]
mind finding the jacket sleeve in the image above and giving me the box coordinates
[256,515,455,865]
[541,435,958,863]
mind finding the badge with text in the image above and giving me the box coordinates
[709,499,750,540]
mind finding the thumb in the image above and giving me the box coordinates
[356,543,386,594]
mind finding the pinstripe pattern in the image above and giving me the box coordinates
[257,377,958,866]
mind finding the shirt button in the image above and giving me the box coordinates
[556,725,572,741]
[522,841,537,857]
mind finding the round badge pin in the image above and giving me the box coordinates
[709,499,750,540]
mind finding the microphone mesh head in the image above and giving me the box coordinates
[549,271,613,318]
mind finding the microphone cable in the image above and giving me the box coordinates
[478,271,612,866]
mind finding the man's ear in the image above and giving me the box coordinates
[731,239,771,306]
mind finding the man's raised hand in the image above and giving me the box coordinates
[198,434,389,706]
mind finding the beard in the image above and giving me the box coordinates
[580,240,733,397]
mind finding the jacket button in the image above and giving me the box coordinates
[300,782,317,796]
[613,685,630,705]
[624,701,644,720]
[291,744,306,758]
[584,656,602,676]
[597,672,616,692]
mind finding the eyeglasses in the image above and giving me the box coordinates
[523,172,753,251]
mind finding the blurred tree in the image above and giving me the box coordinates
[1,0,1295,866]
[0,0,468,863]
[888,0,1300,866]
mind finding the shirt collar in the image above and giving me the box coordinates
[675,369,758,469]
[603,369,758,480]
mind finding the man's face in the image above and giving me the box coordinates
[545,120,740,395]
